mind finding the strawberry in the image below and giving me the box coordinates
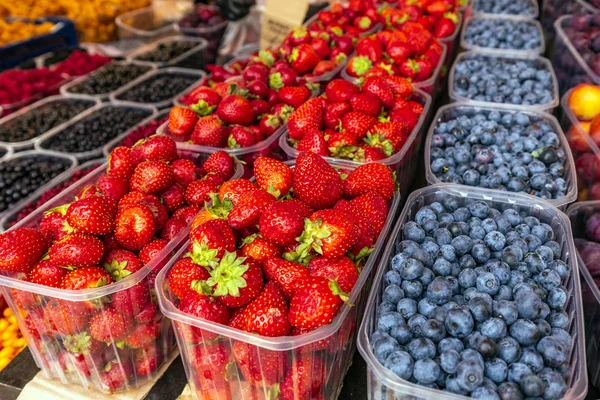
[227,190,276,230]
[160,184,186,211]
[203,151,235,180]
[287,97,324,141]
[65,196,116,235]
[178,291,231,335]
[268,68,298,91]
[232,342,288,386]
[169,258,211,300]
[103,249,143,281]
[356,36,383,62]
[277,86,312,109]
[324,102,351,129]
[50,233,104,267]
[171,159,199,187]
[254,157,293,198]
[426,0,451,16]
[247,79,270,99]
[258,200,311,247]
[311,36,331,59]
[99,359,133,391]
[190,341,232,380]
[345,163,395,200]
[135,343,163,376]
[327,131,359,159]
[341,111,378,139]
[295,209,357,260]
[334,199,375,256]
[238,281,291,336]
[434,17,456,38]
[114,205,156,251]
[189,219,236,260]
[364,65,392,78]
[191,115,228,147]
[174,205,202,224]
[293,151,343,209]
[349,93,381,117]
[112,281,151,318]
[161,218,187,241]
[140,238,169,266]
[308,256,358,293]
[228,125,257,148]
[289,276,347,329]
[279,354,326,400]
[43,299,89,335]
[185,179,219,206]
[364,121,409,155]
[168,106,198,137]
[60,266,112,290]
[354,15,375,31]
[250,98,270,116]
[244,63,270,82]
[415,57,433,81]
[399,58,419,79]
[325,79,359,103]
[217,92,255,126]
[346,56,373,77]
[39,210,73,242]
[108,147,134,179]
[130,160,173,194]
[118,191,154,210]
[124,319,161,348]
[187,87,221,115]
[390,107,419,131]
[297,129,328,156]
[136,302,158,325]
[361,77,395,108]
[0,228,47,273]
[263,257,309,300]
[385,75,413,98]
[90,306,134,342]
[351,192,389,235]
[387,41,414,65]
[241,235,281,263]
[354,145,388,162]
[333,34,355,55]
[289,44,321,74]
[131,135,178,165]
[97,174,129,201]
[258,114,282,137]
[218,179,257,205]
[29,259,68,288]
[63,331,103,356]
[207,252,264,307]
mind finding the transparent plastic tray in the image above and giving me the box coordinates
[279,88,432,191]
[60,61,156,102]
[460,15,545,56]
[0,96,99,151]
[0,144,13,160]
[541,0,597,33]
[110,67,206,109]
[34,103,157,161]
[126,36,209,70]
[358,183,588,400]
[174,4,228,60]
[472,0,539,18]
[552,15,600,96]
[0,76,73,119]
[448,51,560,112]
[115,6,177,47]
[424,102,578,209]
[155,169,400,400]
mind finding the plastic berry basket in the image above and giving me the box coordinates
[0,96,99,151]
[552,15,600,96]
[357,183,588,400]
[115,6,178,49]
[448,51,560,112]
[60,61,157,102]
[110,68,206,110]
[126,36,209,70]
[155,177,400,400]
[174,5,229,60]
[471,0,539,18]
[541,0,597,33]
[423,102,578,210]
[459,15,545,56]
[33,103,157,161]
[279,88,432,191]
[0,144,13,160]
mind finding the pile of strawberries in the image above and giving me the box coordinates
[285,78,424,162]
[380,0,460,39]
[346,23,444,83]
[306,0,381,38]
[165,153,395,399]
[0,136,239,391]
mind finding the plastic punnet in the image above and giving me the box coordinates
[115,7,177,46]
[126,36,209,70]
[541,0,597,33]
[424,102,578,209]
[358,183,588,400]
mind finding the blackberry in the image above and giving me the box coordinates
[67,63,153,96]
[134,41,198,63]
[115,73,198,104]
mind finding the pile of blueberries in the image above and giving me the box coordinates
[41,106,151,154]
[0,156,70,213]
[473,0,537,17]
[372,196,572,400]
[115,73,198,105]
[0,99,94,143]
[66,63,152,96]
[134,41,199,64]
[464,18,542,52]
[429,110,570,200]
[452,55,555,106]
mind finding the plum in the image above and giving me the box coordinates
[577,241,600,277]
[587,213,600,242]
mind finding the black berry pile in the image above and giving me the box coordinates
[115,73,198,104]
[42,106,151,154]
[66,63,152,96]
[134,41,198,63]
[0,100,94,143]
[0,156,70,212]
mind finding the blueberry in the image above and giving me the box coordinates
[445,306,474,338]
[519,348,544,373]
[399,258,425,281]
[547,310,569,329]
[419,268,435,286]
[477,272,501,295]
[390,322,414,345]
[460,254,478,269]
[546,260,569,280]
[471,386,501,400]
[487,260,511,284]
[495,285,513,301]
[536,245,554,263]
[484,231,506,251]
[536,336,568,367]
[531,223,554,243]
[459,268,478,288]
[497,382,523,400]
[510,319,540,346]
[471,226,487,240]
[408,338,437,360]
[413,359,441,384]
[396,297,418,319]
[484,358,508,383]
[373,335,401,363]
[472,243,492,263]
[456,359,485,392]
[433,258,452,276]
[404,221,426,243]
[493,300,518,325]
[441,350,461,373]
[378,301,397,314]
[469,297,493,322]
[385,270,403,286]
[523,234,543,252]
[516,292,544,319]
[520,374,545,397]
[469,201,490,219]
[418,298,439,318]
[482,218,498,233]
[498,336,522,364]
[446,374,469,395]
[384,350,414,380]
[481,318,507,340]
[435,228,453,245]
[377,312,405,334]
[534,269,561,290]
[439,337,465,354]
[544,241,561,259]
[535,318,552,337]
[431,306,448,323]
[507,362,533,384]
[392,253,411,273]
[452,235,474,256]
[421,319,446,343]
[401,280,424,299]
[383,285,405,304]
[546,287,567,310]
[538,369,567,400]
[427,277,454,305]
[416,207,438,224]
[551,328,572,347]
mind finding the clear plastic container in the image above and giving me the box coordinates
[115,7,177,47]
[0,144,13,160]
[472,0,539,18]
[0,96,99,151]
[60,61,156,102]
[448,51,560,112]
[0,76,72,119]
[126,36,209,70]
[459,15,545,56]
[109,68,206,109]
[541,0,597,33]
[552,15,600,96]
[279,88,432,191]
[0,159,104,232]
[358,183,588,400]
[155,173,400,400]
[423,102,578,209]
[342,41,448,97]
[34,103,157,161]
[175,4,229,61]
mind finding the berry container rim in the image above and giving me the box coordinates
[125,35,209,69]
[471,0,539,20]
[448,50,560,112]
[115,6,177,39]
[554,14,600,86]
[155,186,401,351]
[357,182,588,400]
[278,87,432,168]
[0,95,100,151]
[423,102,578,209]
[459,14,546,56]
[109,67,207,110]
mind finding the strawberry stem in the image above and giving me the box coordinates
[205,251,249,297]
[185,242,219,268]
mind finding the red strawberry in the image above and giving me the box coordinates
[189,219,236,260]
[325,79,359,103]
[227,190,276,230]
[207,253,264,307]
[135,343,163,376]
[259,114,282,137]
[361,77,395,108]
[131,135,178,165]
[43,299,89,335]
[178,291,230,336]
[385,75,413,98]
[99,359,133,391]
[203,151,235,180]
[399,58,419,79]
[326,130,358,158]
[341,111,378,139]
[90,306,134,342]
[136,302,158,325]
[160,184,186,211]
[168,106,198,137]
[39,210,73,242]
[354,15,375,31]
[296,209,357,259]
[345,163,395,200]
[364,121,409,155]
[390,107,419,131]
[250,98,270,116]
[217,92,255,126]
[434,17,456,38]
[308,256,358,293]
[247,79,270,100]
[268,68,298,90]
[280,354,327,400]
[130,160,174,194]
[62,331,103,357]
[254,157,293,198]
[66,196,116,235]
[287,97,324,141]
[297,129,328,156]
[14,283,41,310]
[313,60,338,76]
[289,44,321,74]
[29,260,68,288]
[60,266,112,290]
[168,258,211,299]
[346,56,373,77]
[108,147,134,179]
[217,179,257,205]
[185,179,219,206]
[112,281,151,318]
[50,233,104,267]
[124,319,161,348]
[334,199,375,256]
[354,145,388,162]
[97,174,129,201]
[349,93,381,117]
[387,41,414,65]
[190,341,232,382]
[356,36,383,62]
[169,159,197,187]
[289,276,347,329]
[351,192,389,235]
[263,257,309,300]
[241,235,281,263]
[187,87,221,115]
[293,151,343,209]
[238,281,291,336]
[191,115,228,147]
[324,102,351,130]
[277,86,312,109]
[114,205,156,251]
[228,125,257,148]
[139,238,169,265]
[103,249,143,281]
[259,199,311,246]
[138,193,168,232]
[243,63,270,82]
[415,57,433,81]
[288,26,311,46]
[311,36,331,59]
[233,342,288,386]
[173,205,202,224]
[0,228,47,273]
[161,218,187,241]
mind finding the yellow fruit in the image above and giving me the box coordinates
[0,358,9,370]
[3,308,11,318]
[14,338,27,348]
[0,320,8,331]
[1,331,14,341]
[0,347,14,359]
[569,84,600,121]
[7,315,16,325]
